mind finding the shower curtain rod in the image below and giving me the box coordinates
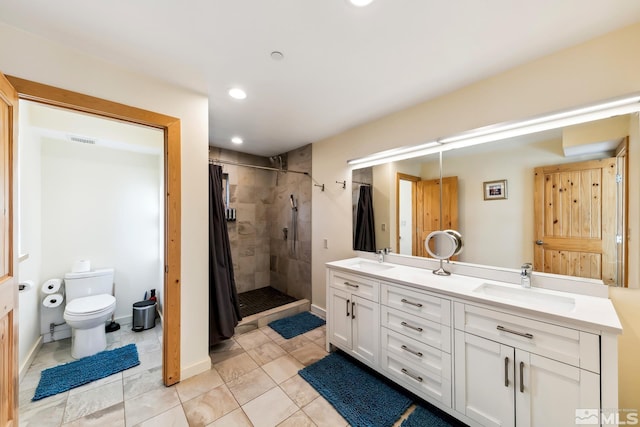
[209,158,309,176]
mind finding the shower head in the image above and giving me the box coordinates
[269,155,284,170]
[290,194,297,210]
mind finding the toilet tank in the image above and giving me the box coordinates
[64,268,115,302]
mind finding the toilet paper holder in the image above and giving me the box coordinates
[41,278,63,295]
[42,293,64,308]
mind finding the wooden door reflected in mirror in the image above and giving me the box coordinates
[397,173,458,258]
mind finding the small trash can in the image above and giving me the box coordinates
[132,300,156,332]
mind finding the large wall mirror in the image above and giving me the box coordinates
[352,113,634,286]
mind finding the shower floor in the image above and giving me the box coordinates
[238,286,298,318]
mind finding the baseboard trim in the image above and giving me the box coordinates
[20,335,43,382]
[310,304,326,319]
[181,357,212,381]
[114,314,133,326]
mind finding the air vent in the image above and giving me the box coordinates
[68,135,97,145]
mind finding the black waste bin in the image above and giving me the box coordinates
[132,300,156,331]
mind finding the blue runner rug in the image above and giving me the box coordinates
[299,352,412,427]
[32,343,140,401]
[268,311,325,339]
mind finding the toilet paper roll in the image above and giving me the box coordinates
[41,278,63,295]
[72,259,91,273]
[42,293,64,308]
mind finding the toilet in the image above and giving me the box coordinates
[63,268,116,359]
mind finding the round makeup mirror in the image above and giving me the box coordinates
[425,230,457,260]
[425,229,464,275]
[444,229,463,257]
[425,229,463,260]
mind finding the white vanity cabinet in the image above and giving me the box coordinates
[380,283,453,406]
[325,258,620,427]
[327,270,379,365]
[454,302,600,427]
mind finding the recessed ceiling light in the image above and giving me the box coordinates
[231,136,243,145]
[348,0,374,6]
[228,88,247,100]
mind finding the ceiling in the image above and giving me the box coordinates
[2,1,640,157]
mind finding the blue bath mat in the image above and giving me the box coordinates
[268,311,325,339]
[299,352,412,427]
[401,405,460,427]
[32,344,140,401]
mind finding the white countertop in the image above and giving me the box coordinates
[326,257,622,334]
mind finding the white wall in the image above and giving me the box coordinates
[371,163,391,250]
[40,138,161,321]
[0,23,211,379]
[17,103,43,374]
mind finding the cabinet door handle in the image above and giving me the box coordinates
[401,345,423,358]
[344,281,359,288]
[346,299,350,317]
[497,325,534,339]
[400,321,423,332]
[401,368,423,383]
[519,361,525,393]
[504,357,509,387]
[401,298,423,308]
[351,302,356,319]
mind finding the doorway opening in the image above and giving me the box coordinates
[18,99,165,365]
[8,76,182,385]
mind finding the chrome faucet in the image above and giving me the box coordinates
[377,248,391,263]
[520,263,532,288]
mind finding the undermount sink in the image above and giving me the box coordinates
[473,283,576,312]
[346,260,395,272]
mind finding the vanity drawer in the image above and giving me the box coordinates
[381,283,451,326]
[381,306,451,352]
[330,270,379,302]
[454,302,599,372]
[382,348,452,407]
[382,327,451,380]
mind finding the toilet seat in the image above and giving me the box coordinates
[64,294,116,317]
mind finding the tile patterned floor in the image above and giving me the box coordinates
[19,320,417,426]
[19,320,345,426]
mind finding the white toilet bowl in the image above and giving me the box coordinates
[63,294,116,359]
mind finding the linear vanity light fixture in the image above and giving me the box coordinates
[347,141,441,167]
[441,95,640,151]
[347,93,640,168]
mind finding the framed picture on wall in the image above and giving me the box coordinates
[483,179,508,200]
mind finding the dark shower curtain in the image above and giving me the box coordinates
[354,185,376,252]
[209,164,242,347]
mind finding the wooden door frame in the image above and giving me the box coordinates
[0,71,18,427]
[615,138,629,287]
[395,173,420,255]
[6,76,182,385]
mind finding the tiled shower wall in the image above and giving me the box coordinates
[209,145,312,301]
[269,145,312,301]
